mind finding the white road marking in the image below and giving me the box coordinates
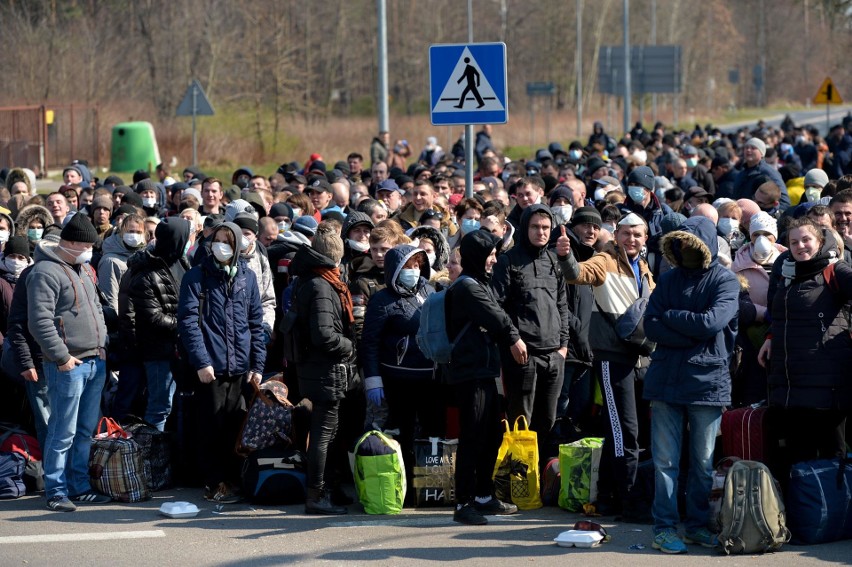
[0,530,166,544]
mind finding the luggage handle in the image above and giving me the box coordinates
[95,417,130,439]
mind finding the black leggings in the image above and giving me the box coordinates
[196,374,245,488]
[307,400,340,490]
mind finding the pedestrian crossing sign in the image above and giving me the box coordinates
[429,43,508,126]
[813,76,843,105]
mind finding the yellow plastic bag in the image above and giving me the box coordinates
[492,416,542,510]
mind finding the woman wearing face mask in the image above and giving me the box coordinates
[410,225,450,289]
[449,198,484,249]
[177,222,266,505]
[731,212,786,322]
[717,202,745,252]
[361,245,443,498]
[0,213,14,250]
[14,204,55,254]
[97,214,148,321]
[0,236,32,339]
[339,211,375,282]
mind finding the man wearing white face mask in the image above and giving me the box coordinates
[548,185,575,227]
[731,211,786,324]
[339,211,374,283]
[28,213,109,511]
[802,168,829,204]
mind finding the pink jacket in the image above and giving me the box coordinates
[730,242,787,320]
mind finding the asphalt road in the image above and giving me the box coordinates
[1,488,851,566]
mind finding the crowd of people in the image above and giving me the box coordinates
[2,113,852,552]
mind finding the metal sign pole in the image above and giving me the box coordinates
[465,0,474,199]
[192,83,198,167]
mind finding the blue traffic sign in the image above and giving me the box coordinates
[429,42,508,126]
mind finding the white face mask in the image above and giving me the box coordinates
[0,230,9,245]
[212,242,234,262]
[717,217,738,237]
[751,235,773,262]
[123,232,144,248]
[291,208,302,220]
[551,205,573,226]
[3,257,27,277]
[278,221,291,233]
[425,251,437,267]
[602,223,616,234]
[59,245,92,265]
[594,188,608,202]
[142,197,157,208]
[348,239,370,253]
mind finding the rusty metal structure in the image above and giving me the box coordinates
[0,104,99,176]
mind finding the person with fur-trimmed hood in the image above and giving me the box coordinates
[641,216,739,553]
[15,204,59,253]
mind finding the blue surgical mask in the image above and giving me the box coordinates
[27,228,43,242]
[461,218,481,234]
[397,268,420,289]
[685,157,698,168]
[569,149,582,160]
[627,186,646,204]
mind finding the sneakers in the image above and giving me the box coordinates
[473,497,518,516]
[684,527,719,548]
[652,529,687,554]
[71,491,112,504]
[46,496,77,512]
[453,503,488,525]
[204,482,242,504]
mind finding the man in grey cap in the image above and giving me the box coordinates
[732,138,790,210]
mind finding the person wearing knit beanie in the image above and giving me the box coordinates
[60,212,98,244]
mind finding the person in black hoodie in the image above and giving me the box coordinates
[448,229,526,525]
[118,217,194,431]
[289,221,355,515]
[492,204,571,454]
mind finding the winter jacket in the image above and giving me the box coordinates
[767,232,852,410]
[733,160,791,211]
[553,227,596,366]
[0,266,17,343]
[361,246,434,390]
[475,130,495,164]
[447,230,520,383]
[242,243,277,333]
[2,265,39,379]
[561,239,655,366]
[491,204,570,354]
[177,223,266,376]
[643,217,739,406]
[15,205,55,252]
[98,232,144,318]
[26,242,107,365]
[120,218,190,362]
[348,254,385,344]
[370,137,389,166]
[289,245,355,402]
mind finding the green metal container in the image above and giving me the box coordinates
[110,121,161,173]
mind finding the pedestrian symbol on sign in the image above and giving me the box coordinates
[432,47,505,115]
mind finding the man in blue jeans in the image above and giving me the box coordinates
[27,214,110,512]
[642,216,739,553]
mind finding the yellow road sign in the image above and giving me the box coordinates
[813,77,843,105]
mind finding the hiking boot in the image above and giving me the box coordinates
[71,491,112,504]
[204,482,242,504]
[46,496,76,512]
[305,488,347,515]
[652,529,687,554]
[473,497,518,516]
[453,503,488,525]
[684,527,719,548]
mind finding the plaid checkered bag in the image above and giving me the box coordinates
[89,420,150,502]
[236,379,294,456]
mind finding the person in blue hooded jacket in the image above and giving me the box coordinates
[177,221,266,505]
[361,244,442,483]
[642,216,739,554]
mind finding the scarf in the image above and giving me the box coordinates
[781,230,840,286]
[313,265,354,323]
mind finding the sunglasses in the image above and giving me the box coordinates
[421,209,444,221]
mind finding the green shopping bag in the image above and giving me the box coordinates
[353,431,406,515]
[558,437,604,512]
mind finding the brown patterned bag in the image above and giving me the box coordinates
[89,419,150,502]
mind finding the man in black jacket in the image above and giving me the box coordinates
[551,207,600,428]
[447,229,525,525]
[492,204,571,454]
[118,217,193,431]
